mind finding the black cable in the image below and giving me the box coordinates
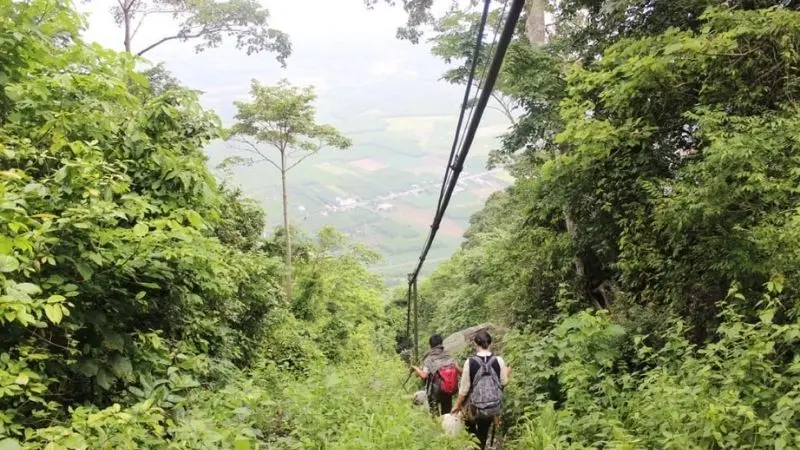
[434,0,492,215]
[405,280,412,350]
[454,0,511,163]
[409,0,525,285]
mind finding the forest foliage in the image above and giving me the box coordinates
[0,1,463,448]
[402,0,800,448]
[4,0,800,448]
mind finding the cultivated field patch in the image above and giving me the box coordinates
[384,115,452,149]
[469,186,498,198]
[348,158,388,172]
[390,204,464,238]
[407,155,449,175]
[316,162,351,175]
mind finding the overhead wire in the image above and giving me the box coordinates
[409,0,525,286]
[453,0,511,166]
[434,0,493,215]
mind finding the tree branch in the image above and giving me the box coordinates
[130,10,154,41]
[490,91,517,125]
[27,329,72,352]
[231,138,281,171]
[286,151,318,172]
[136,28,205,56]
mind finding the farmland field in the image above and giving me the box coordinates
[206,108,511,285]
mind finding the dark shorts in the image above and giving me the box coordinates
[427,391,453,416]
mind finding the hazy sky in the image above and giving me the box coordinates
[76,0,498,131]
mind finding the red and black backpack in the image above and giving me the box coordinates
[433,364,459,395]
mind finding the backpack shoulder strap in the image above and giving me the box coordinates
[488,356,502,383]
[468,355,493,384]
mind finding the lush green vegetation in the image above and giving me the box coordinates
[405,0,800,447]
[5,0,800,448]
[0,1,469,448]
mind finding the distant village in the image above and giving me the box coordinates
[307,169,507,216]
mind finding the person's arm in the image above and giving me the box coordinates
[451,359,471,413]
[410,366,428,379]
[452,394,467,413]
[498,357,510,386]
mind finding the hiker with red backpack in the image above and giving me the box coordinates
[451,330,511,449]
[410,334,461,416]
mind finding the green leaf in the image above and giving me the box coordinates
[96,369,113,390]
[44,303,64,324]
[759,308,775,325]
[47,294,66,303]
[14,282,41,295]
[111,356,133,379]
[128,386,146,397]
[4,86,21,102]
[76,360,100,377]
[234,438,251,450]
[0,255,20,273]
[186,210,204,228]
[76,263,93,281]
[103,332,125,351]
[0,236,13,254]
[0,438,21,450]
[14,373,29,386]
[60,434,86,449]
[133,223,148,237]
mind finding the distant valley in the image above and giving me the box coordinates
[206,106,511,285]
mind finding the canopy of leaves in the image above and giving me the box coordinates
[112,0,291,63]
[226,79,352,170]
[363,0,436,43]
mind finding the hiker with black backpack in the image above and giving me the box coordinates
[410,334,461,416]
[451,330,510,449]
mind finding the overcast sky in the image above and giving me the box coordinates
[76,0,489,131]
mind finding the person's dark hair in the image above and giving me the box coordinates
[429,334,443,348]
[474,330,492,349]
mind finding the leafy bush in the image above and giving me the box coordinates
[0,0,289,434]
[503,284,800,449]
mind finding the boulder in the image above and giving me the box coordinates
[442,323,507,357]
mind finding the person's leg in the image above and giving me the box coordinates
[438,393,452,416]
[475,418,492,449]
[465,420,478,441]
[428,397,439,416]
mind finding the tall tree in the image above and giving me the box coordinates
[108,0,291,64]
[225,79,352,302]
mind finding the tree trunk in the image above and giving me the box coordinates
[123,4,132,53]
[526,0,547,45]
[280,149,293,302]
